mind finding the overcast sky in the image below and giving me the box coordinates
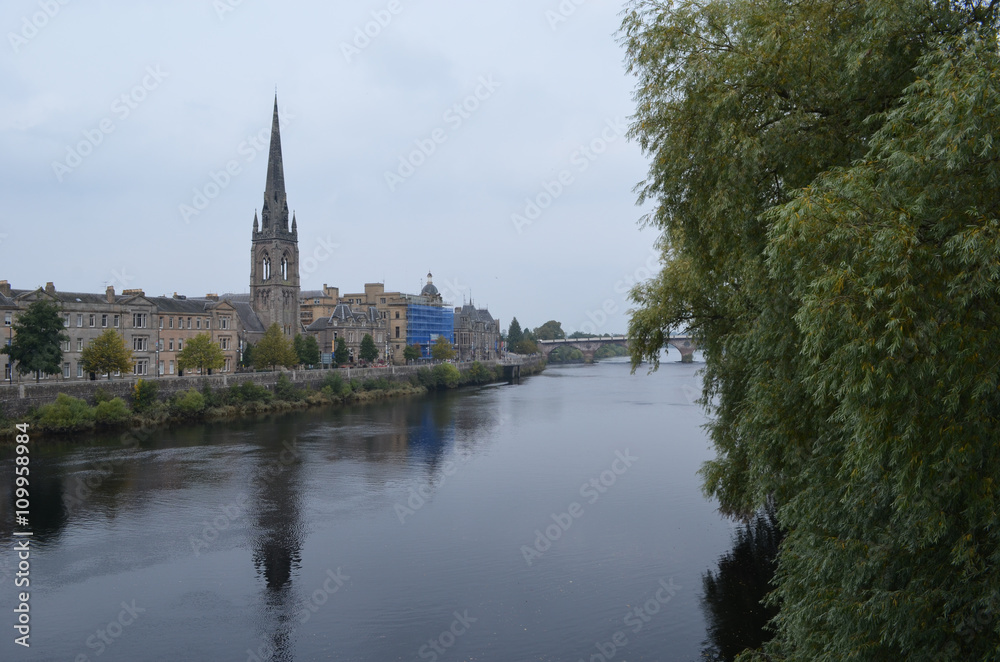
[0,0,657,336]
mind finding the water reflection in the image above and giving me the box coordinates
[700,503,783,661]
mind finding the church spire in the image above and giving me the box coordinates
[262,94,288,231]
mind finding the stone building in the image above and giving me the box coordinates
[305,302,386,364]
[454,303,500,362]
[247,96,300,338]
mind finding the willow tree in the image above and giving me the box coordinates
[622,1,1000,659]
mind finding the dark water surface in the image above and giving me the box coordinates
[1,359,747,661]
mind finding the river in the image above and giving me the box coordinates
[1,358,766,661]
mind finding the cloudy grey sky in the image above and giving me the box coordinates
[1,0,656,336]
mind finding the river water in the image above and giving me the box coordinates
[1,358,757,661]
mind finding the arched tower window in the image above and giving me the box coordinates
[281,255,288,281]
[262,253,271,281]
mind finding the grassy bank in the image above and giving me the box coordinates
[0,360,538,440]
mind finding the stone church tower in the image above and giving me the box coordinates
[250,96,300,336]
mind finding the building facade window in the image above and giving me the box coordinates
[133,313,147,328]
[101,314,108,327]
[159,317,164,329]
[159,361,164,376]
[178,339,183,351]
[224,358,231,372]
[89,314,96,327]
[395,326,400,338]
[221,317,230,330]
[196,318,201,330]
[63,313,69,327]
[169,360,174,375]
[133,360,148,376]
[187,318,192,329]
[77,338,83,352]
[169,317,173,329]
[62,340,70,352]
[133,337,147,352]
[77,314,83,327]
[169,339,174,351]
[220,337,231,350]
[63,362,70,378]
[114,315,120,327]
[76,363,82,378]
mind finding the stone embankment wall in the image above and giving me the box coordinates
[0,359,544,418]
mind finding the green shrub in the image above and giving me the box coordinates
[274,373,300,401]
[173,388,206,416]
[350,379,362,393]
[95,397,131,425]
[416,368,436,389]
[467,361,493,385]
[132,378,158,412]
[322,372,345,392]
[229,380,271,403]
[94,387,112,404]
[432,363,461,389]
[38,393,95,431]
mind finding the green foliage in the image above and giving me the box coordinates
[349,378,362,393]
[623,0,1000,659]
[512,338,537,355]
[81,329,134,379]
[415,368,436,389]
[359,333,379,363]
[274,373,301,401]
[132,378,158,412]
[593,344,629,360]
[298,335,321,366]
[507,317,523,345]
[533,320,565,340]
[2,299,68,381]
[548,346,585,363]
[403,344,421,362]
[94,397,130,426]
[334,337,349,365]
[173,388,205,416]
[93,387,112,404]
[227,380,272,404]
[177,332,225,374]
[430,335,456,361]
[254,324,298,371]
[240,342,255,369]
[37,393,94,431]
[467,361,493,384]
[432,363,461,388]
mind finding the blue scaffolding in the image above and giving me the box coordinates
[407,304,454,359]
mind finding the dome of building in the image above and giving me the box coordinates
[421,272,439,297]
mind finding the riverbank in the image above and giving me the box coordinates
[0,358,546,440]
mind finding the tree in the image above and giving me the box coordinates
[177,332,225,375]
[507,317,523,346]
[359,334,379,363]
[2,299,68,382]
[81,329,133,380]
[334,337,349,365]
[292,335,305,366]
[240,342,255,370]
[533,320,565,340]
[403,344,421,363]
[430,335,456,361]
[622,1,1000,659]
[253,324,297,371]
[297,335,321,366]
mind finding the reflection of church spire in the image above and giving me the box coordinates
[248,423,304,662]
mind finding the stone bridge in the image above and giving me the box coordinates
[536,335,697,363]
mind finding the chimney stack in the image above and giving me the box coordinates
[0,280,10,297]
[106,285,115,303]
[44,282,55,295]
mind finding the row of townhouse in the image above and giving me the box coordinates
[1,281,248,381]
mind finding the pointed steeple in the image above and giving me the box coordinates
[253,209,259,233]
[262,94,288,231]
[291,211,297,234]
